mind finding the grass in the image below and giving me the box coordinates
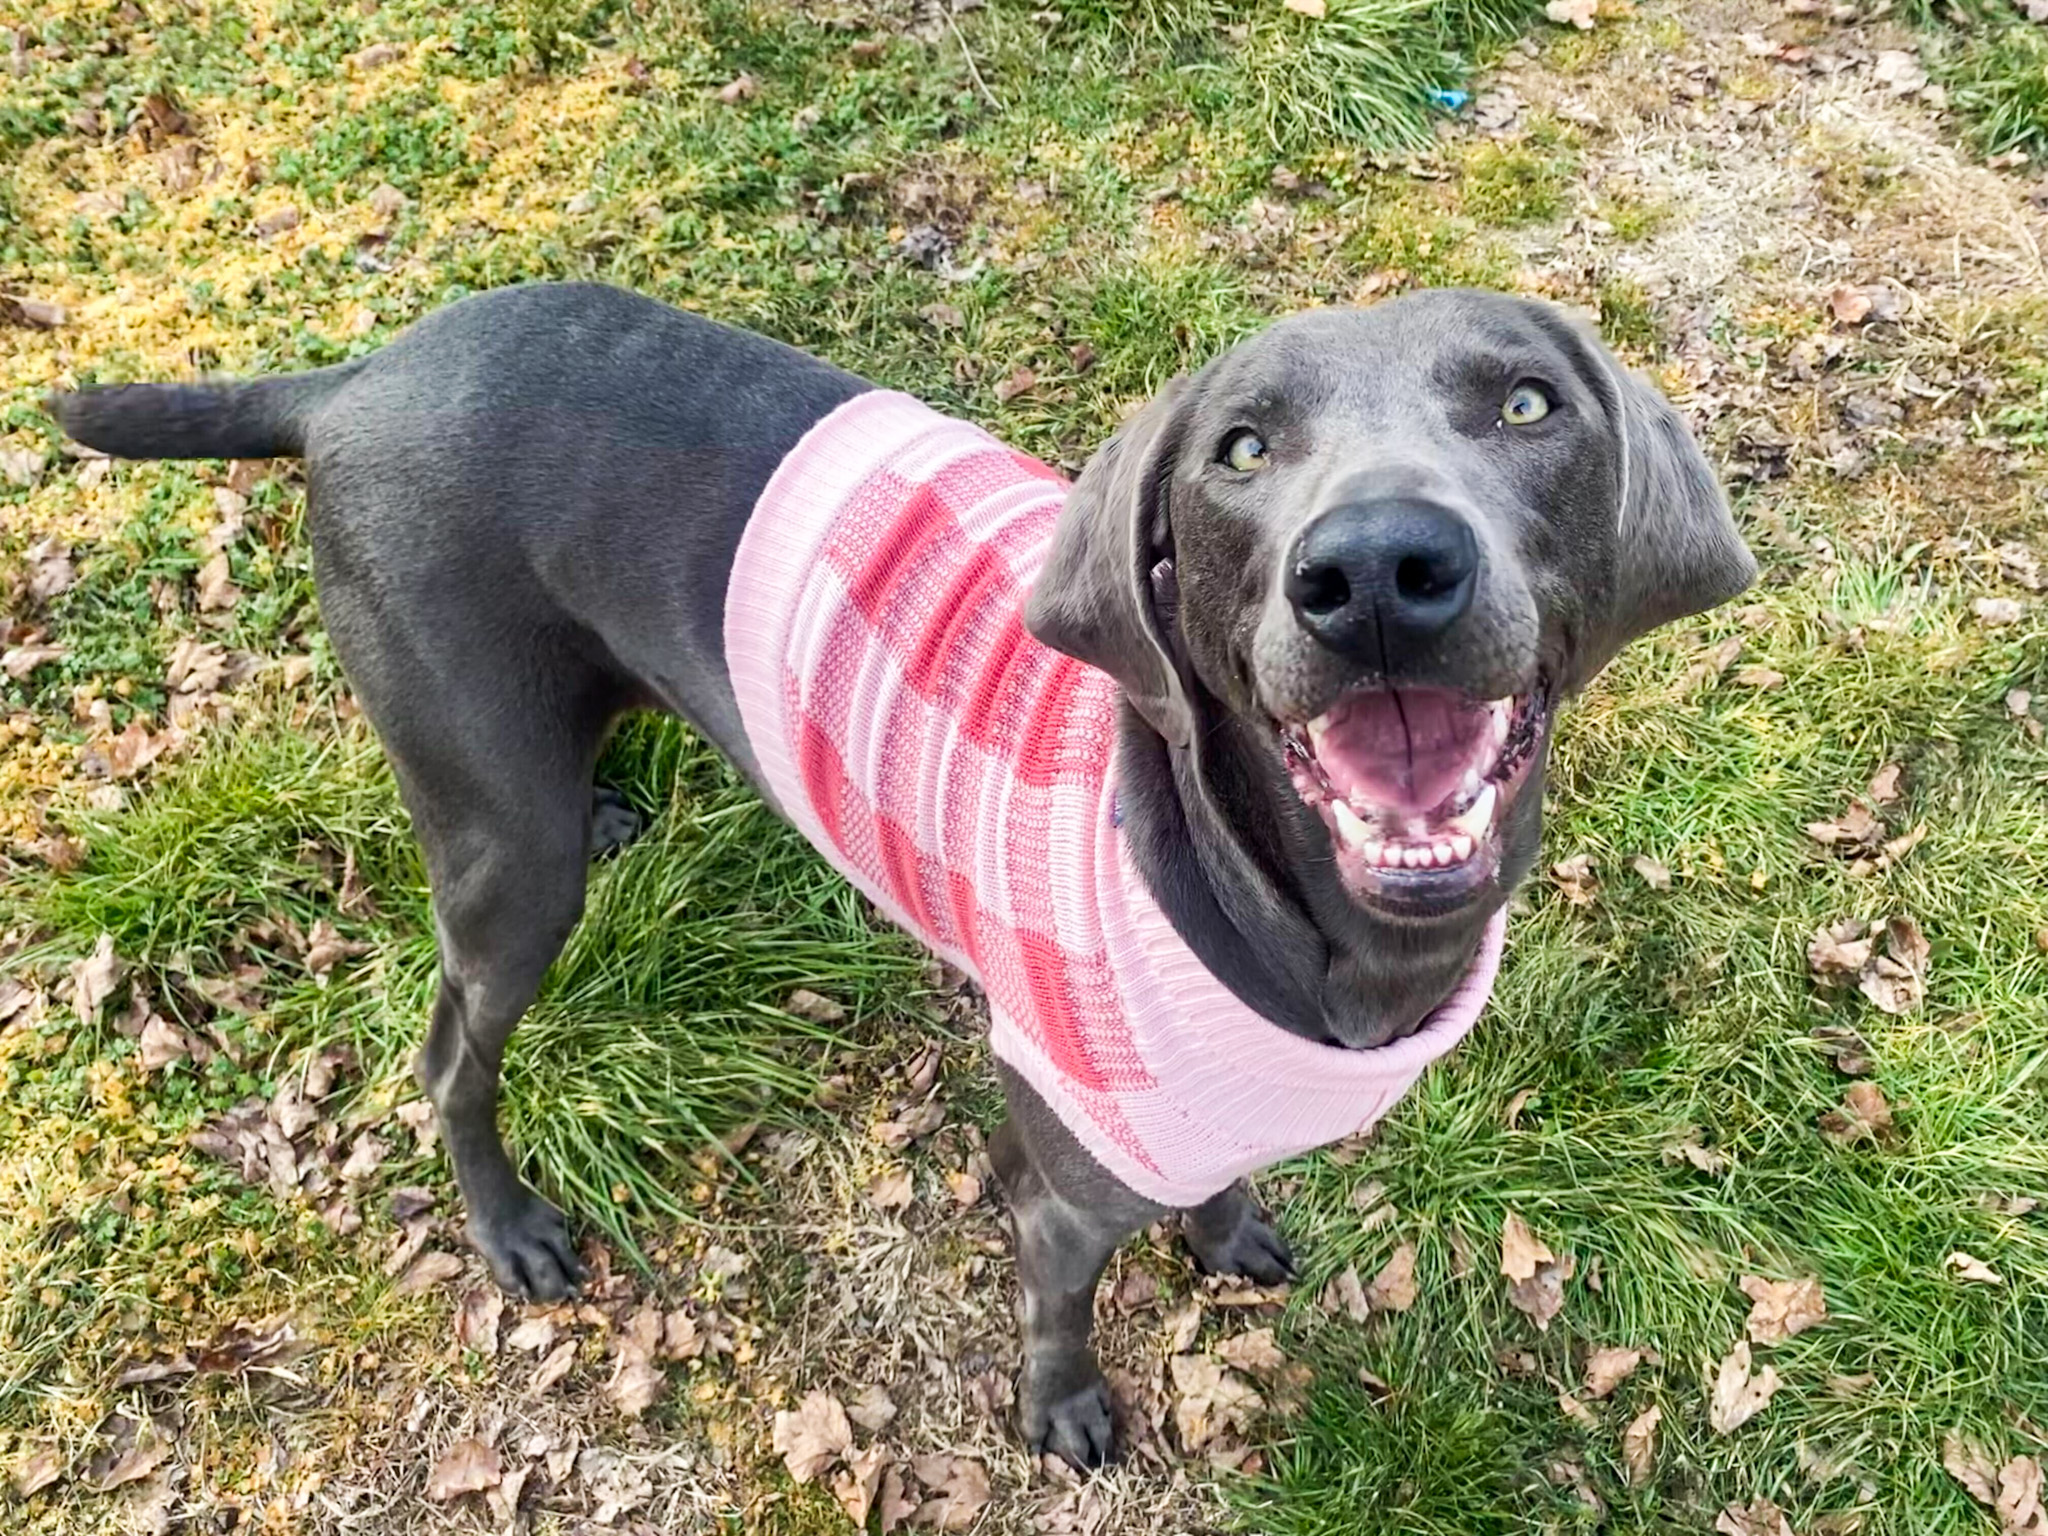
[5,0,2048,1531]
[1904,0,2048,159]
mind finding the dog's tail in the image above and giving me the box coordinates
[46,363,362,462]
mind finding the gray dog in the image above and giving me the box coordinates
[50,281,1753,1468]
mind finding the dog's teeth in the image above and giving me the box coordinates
[1360,838,1384,866]
[1450,832,1475,862]
[1403,846,1429,869]
[1307,713,1332,752]
[1449,782,1497,840]
[1330,798,1371,849]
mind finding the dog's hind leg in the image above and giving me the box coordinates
[319,560,634,1298]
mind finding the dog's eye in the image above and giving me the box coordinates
[1501,383,1552,426]
[1222,431,1268,472]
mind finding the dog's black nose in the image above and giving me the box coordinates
[1285,499,1479,659]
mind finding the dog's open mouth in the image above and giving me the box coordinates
[1279,679,1550,904]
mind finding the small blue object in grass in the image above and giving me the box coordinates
[1427,88,1470,112]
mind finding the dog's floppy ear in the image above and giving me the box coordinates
[1578,362,1758,680]
[1025,380,1195,747]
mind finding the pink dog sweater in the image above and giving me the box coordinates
[725,390,1505,1208]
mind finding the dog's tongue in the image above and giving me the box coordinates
[1311,688,1492,813]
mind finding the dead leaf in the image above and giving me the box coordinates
[530,1339,577,1393]
[1583,1347,1642,1399]
[879,1466,919,1534]
[1500,1211,1554,1282]
[1550,854,1599,906]
[1740,1275,1827,1344]
[872,1099,945,1149]
[72,933,125,1024]
[304,919,370,978]
[846,1382,898,1434]
[1858,916,1928,1015]
[1681,635,1745,694]
[1169,1355,1262,1453]
[1366,1243,1418,1312]
[95,1437,171,1491]
[196,550,238,611]
[425,1436,501,1501]
[994,366,1037,404]
[831,1442,889,1527]
[1214,1327,1287,1379]
[1999,1457,2047,1535]
[1830,285,1874,324]
[1716,1497,1796,1536]
[869,1165,914,1210]
[137,1014,194,1072]
[1819,1081,1894,1146]
[10,1445,63,1498]
[1974,596,2026,627]
[1734,666,1786,689]
[1163,1297,1204,1353]
[1868,763,1903,804]
[454,1286,504,1352]
[1630,855,1672,890]
[604,1347,665,1417]
[1807,797,1886,855]
[1621,1405,1660,1486]
[772,1390,852,1484]
[945,1167,982,1207]
[1945,1431,2002,1507]
[1546,0,1597,27]
[1813,1025,1874,1077]
[1708,1341,1782,1434]
[1321,1265,1371,1323]
[784,988,845,1023]
[395,1250,466,1295]
[717,72,757,103]
[1946,1250,2003,1285]
[912,1457,991,1530]
[351,41,402,70]
[1664,1131,1729,1175]
[1,641,66,679]
[919,301,964,331]
[1808,919,1874,981]
[1508,1250,1576,1332]
[1284,0,1327,15]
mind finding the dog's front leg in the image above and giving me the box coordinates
[991,1065,1164,1470]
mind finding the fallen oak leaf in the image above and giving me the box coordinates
[136,1014,195,1072]
[394,1250,466,1296]
[846,1382,897,1434]
[1213,1327,1287,1379]
[1621,1404,1661,1486]
[425,1436,502,1501]
[1366,1242,1419,1312]
[1546,0,1597,27]
[1630,855,1672,890]
[1708,1341,1781,1434]
[1500,1211,1553,1282]
[72,933,125,1024]
[771,1389,852,1483]
[1550,854,1599,906]
[303,919,370,978]
[1508,1249,1576,1332]
[530,1338,577,1393]
[1169,1354,1263,1453]
[869,1165,914,1210]
[1944,1431,2002,1506]
[9,1445,64,1498]
[1808,919,1873,981]
[878,1465,919,1534]
[1946,1251,2003,1285]
[1583,1347,1642,1399]
[94,1437,171,1491]
[1716,1497,1796,1536]
[912,1456,991,1530]
[831,1442,889,1527]
[1998,1456,2047,1535]
[454,1286,504,1353]
[1321,1264,1370,1323]
[1739,1275,1827,1345]
[1819,1081,1894,1146]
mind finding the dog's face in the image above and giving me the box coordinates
[1027,290,1755,926]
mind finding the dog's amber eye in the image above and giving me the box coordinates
[1223,431,1268,472]
[1501,383,1551,425]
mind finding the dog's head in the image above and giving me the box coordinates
[1027,289,1754,928]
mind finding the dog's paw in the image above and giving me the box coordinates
[1021,1355,1115,1471]
[468,1191,588,1301]
[1183,1196,1295,1286]
[589,786,645,860]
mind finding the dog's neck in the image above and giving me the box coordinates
[1115,705,1502,1048]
